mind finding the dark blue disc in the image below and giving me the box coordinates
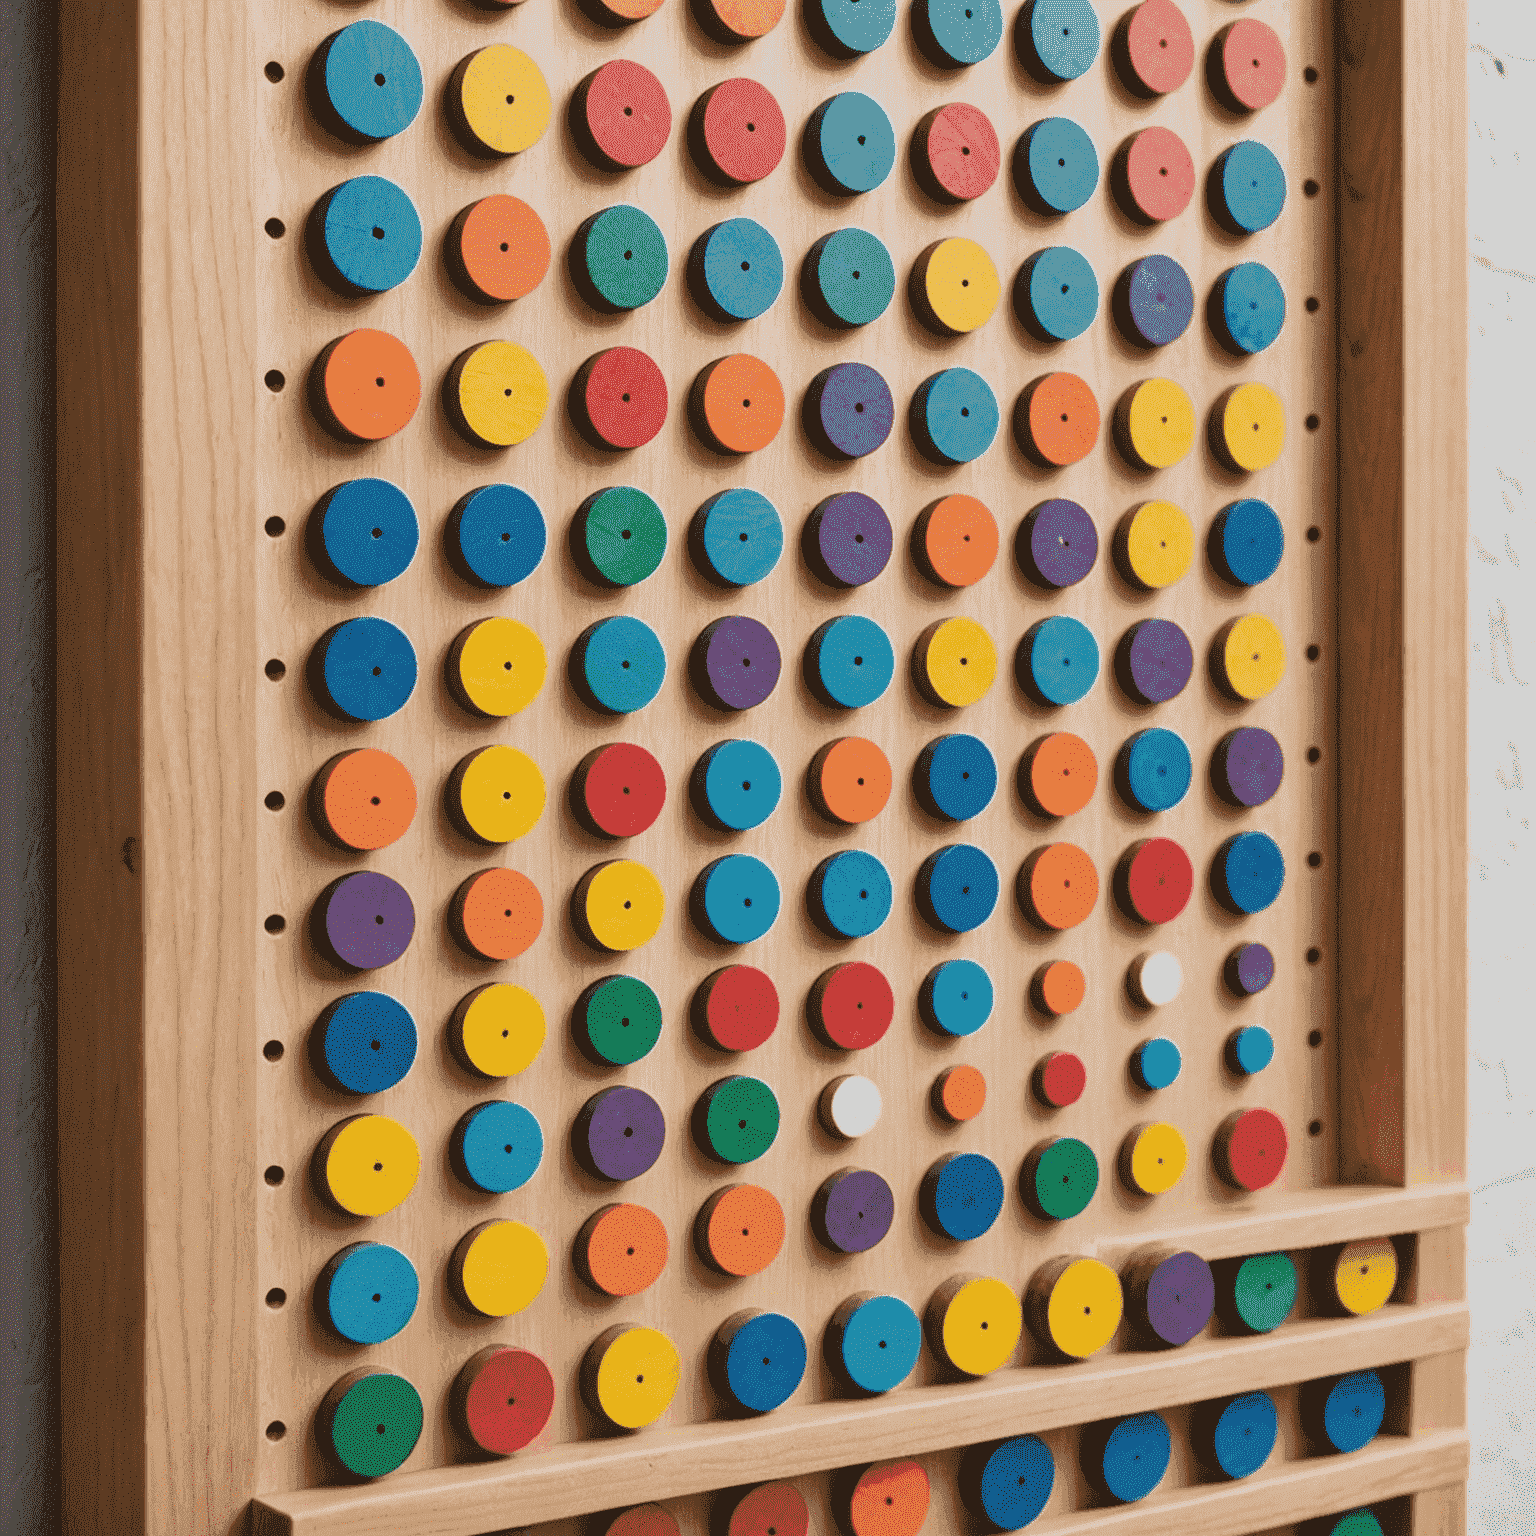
[920,959,993,1037]
[1213,832,1286,914]
[1017,499,1098,588]
[319,1242,419,1344]
[1209,1392,1278,1479]
[963,1435,1055,1531]
[921,1151,1005,1240]
[313,992,418,1094]
[1094,1413,1170,1503]
[1213,262,1286,354]
[1016,117,1099,215]
[805,616,895,708]
[1212,141,1287,234]
[911,368,999,465]
[1017,246,1098,341]
[915,733,998,821]
[1116,728,1192,812]
[314,617,417,722]
[448,484,547,589]
[1320,1370,1386,1453]
[451,1100,544,1194]
[714,1311,807,1414]
[1211,499,1284,587]
[312,177,422,295]
[691,489,783,587]
[917,844,999,933]
[691,219,784,322]
[313,478,420,588]
[1117,254,1194,347]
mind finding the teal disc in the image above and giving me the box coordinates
[691,219,783,321]
[693,855,781,944]
[573,486,667,588]
[920,958,993,1037]
[1018,0,1101,81]
[809,0,897,57]
[911,368,999,465]
[805,94,896,194]
[690,489,783,587]
[573,205,669,312]
[804,229,896,328]
[571,616,666,715]
[1230,1252,1297,1333]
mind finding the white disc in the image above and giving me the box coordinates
[1130,949,1183,1007]
[819,1074,882,1139]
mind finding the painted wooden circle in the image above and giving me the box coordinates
[917,844,999,934]
[313,22,423,144]
[913,618,997,709]
[1087,1413,1170,1504]
[454,1346,555,1457]
[316,1114,420,1216]
[911,239,999,337]
[1027,1256,1122,1359]
[845,1462,930,1536]
[1128,949,1182,1008]
[1115,254,1194,348]
[450,46,551,157]
[913,0,1002,66]
[1214,1107,1288,1191]
[573,206,668,314]
[451,1100,543,1194]
[810,737,892,825]
[809,850,893,940]
[920,958,992,1037]
[448,484,546,589]
[449,868,544,962]
[445,341,549,449]
[912,495,996,588]
[569,617,666,718]
[315,871,416,972]
[1213,263,1286,355]
[1225,941,1276,997]
[1119,127,1195,222]
[804,363,894,460]
[803,229,896,328]
[1021,1136,1098,1220]
[1213,383,1285,473]
[697,1075,780,1163]
[691,354,785,454]
[691,489,783,586]
[1116,728,1192,813]
[317,1370,423,1479]
[1226,1025,1275,1076]
[448,196,550,305]
[1333,1238,1398,1316]
[1032,1050,1086,1109]
[313,479,419,589]
[604,1507,681,1536]
[1206,1392,1278,1479]
[827,1294,922,1394]
[805,493,893,588]
[312,329,420,443]
[914,733,996,822]
[1117,618,1193,705]
[820,1074,883,1139]
[804,94,895,194]
[1016,246,1098,343]
[1015,373,1099,468]
[694,966,778,1052]
[1016,502,1097,596]
[450,983,546,1079]
[710,1310,807,1413]
[960,1435,1054,1531]
[1118,837,1193,924]
[1018,0,1100,81]
[1212,141,1287,234]
[698,0,786,41]
[723,1484,810,1536]
[930,1276,1022,1376]
[573,1086,667,1181]
[1115,377,1194,470]
[1017,617,1099,707]
[1121,1122,1188,1196]
[921,1152,1004,1241]
[583,1326,680,1430]
[805,615,896,709]
[1213,615,1286,702]
[1230,1251,1297,1333]
[808,0,896,59]
[693,80,786,184]
[448,617,547,719]
[934,1063,987,1122]
[571,743,667,839]
[573,974,663,1066]
[812,1167,894,1253]
[574,61,671,170]
[573,486,666,589]
[575,1203,669,1297]
[690,220,783,322]
[310,177,421,297]
[448,745,545,846]
[693,617,782,712]
[1316,1370,1385,1453]
[1034,960,1086,1017]
[1015,117,1098,216]
[1020,732,1097,818]
[692,740,782,832]
[570,347,668,451]
[313,992,417,1095]
[692,855,781,943]
[913,104,1001,203]
[572,860,665,953]
[1213,831,1286,914]
[912,368,998,465]
[1116,0,1193,95]
[311,749,416,851]
[1129,1038,1181,1091]
[696,1184,784,1275]
[1214,19,1286,112]
[1326,1516,1385,1536]
[1211,498,1284,587]
[1019,843,1098,929]
[318,1242,418,1344]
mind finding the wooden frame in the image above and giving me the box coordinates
[56,0,1466,1532]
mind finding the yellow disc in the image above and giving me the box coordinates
[1123,378,1195,470]
[579,860,666,952]
[1218,383,1285,472]
[320,1115,420,1217]
[454,617,547,718]
[940,1277,1023,1376]
[1333,1237,1398,1316]
[592,1326,681,1429]
[918,618,998,708]
[1125,1121,1188,1195]
[456,1219,550,1318]
[1218,614,1286,701]
[921,238,1000,335]
[453,341,550,448]
[455,745,546,844]
[456,983,546,1078]
[1122,500,1194,589]
[1043,1258,1123,1359]
[458,45,552,156]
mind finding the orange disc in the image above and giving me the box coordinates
[451,195,551,304]
[696,1184,785,1277]
[915,495,998,588]
[704,0,785,38]
[313,329,420,442]
[810,738,892,825]
[312,749,417,851]
[692,355,785,454]
[451,868,543,961]
[576,1203,669,1297]
[1017,372,1100,467]
[1022,733,1098,817]
[1035,959,1086,1016]
[1021,844,1099,930]
[847,1461,930,1536]
[934,1064,987,1123]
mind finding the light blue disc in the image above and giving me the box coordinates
[1215,263,1286,355]
[923,1151,1005,1240]
[911,368,999,465]
[1214,831,1286,914]
[717,1312,807,1414]
[691,489,783,587]
[314,991,417,1094]
[1019,118,1100,214]
[831,1295,922,1393]
[448,484,546,589]
[807,94,896,194]
[320,1242,419,1345]
[1215,141,1287,233]
[1228,1025,1275,1077]
[1098,1413,1171,1503]
[694,739,783,831]
[320,21,424,143]
[1211,499,1284,587]
[1118,728,1193,812]
[914,733,997,821]
[811,0,897,57]
[1020,246,1099,340]
[916,0,1003,66]
[1322,1371,1385,1453]
[810,850,893,939]
[969,1435,1056,1531]
[317,617,417,722]
[572,616,666,715]
[695,219,783,321]
[1021,0,1101,80]
[806,616,895,708]
[1018,616,1100,706]
[315,478,419,588]
[695,855,782,944]
[316,177,422,294]
[805,228,897,327]
[1211,1392,1278,1479]
[920,959,993,1037]
[1131,1037,1182,1091]
[452,1101,543,1194]
[917,844,999,934]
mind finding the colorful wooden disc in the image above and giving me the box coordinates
[1025,1255,1122,1359]
[571,743,667,839]
[1116,728,1192,813]
[447,745,545,846]
[709,1310,807,1413]
[804,363,894,460]
[310,749,416,851]
[1212,614,1286,702]
[912,104,1000,203]
[696,0,786,41]
[315,1114,421,1216]
[571,616,667,716]
[309,177,421,297]
[723,1484,810,1536]
[314,871,416,972]
[803,958,892,1047]
[310,329,420,443]
[1116,127,1195,223]
[1019,733,1097,818]
[573,61,672,170]
[313,992,417,1095]
[1015,246,1098,343]
[1212,18,1286,112]
[1227,1252,1297,1333]
[447,869,542,963]
[317,1370,423,1479]
[1014,373,1099,468]
[928,1275,1021,1376]
[912,495,997,588]
[1082,1412,1171,1505]
[1225,941,1276,997]
[1033,960,1085,1017]
[1211,141,1287,234]
[1114,0,1193,95]
[1310,1370,1386,1454]
[692,617,782,712]
[691,740,782,832]
[696,1075,780,1163]
[1213,831,1286,914]
[805,616,896,709]
[1127,950,1182,1008]
[690,354,785,455]
[1129,1037,1181,1091]
[1017,617,1100,707]
[575,1203,669,1297]
[1116,618,1193,705]
[573,1085,667,1181]
[1018,844,1098,929]
[1014,117,1099,215]
[696,1184,785,1275]
[1214,1107,1288,1191]
[827,1294,923,1394]
[692,855,781,944]
[311,478,419,590]
[911,368,999,465]
[1114,377,1194,470]
[1120,1122,1188,1196]
[913,617,998,708]
[819,1074,882,1139]
[572,206,669,314]
[449,983,546,1079]
[1211,498,1284,586]
[913,0,1002,66]
[1117,837,1193,924]
[451,1100,543,1194]
[447,195,550,306]
[448,616,547,718]
[960,1436,1054,1531]
[693,966,779,1052]
[1032,1050,1085,1109]
[318,1242,418,1344]
[809,850,893,940]
[1212,263,1286,355]
[573,486,667,589]
[910,238,999,337]
[1114,255,1194,348]
[447,484,546,589]
[914,732,996,822]
[812,1168,894,1253]
[1021,1136,1098,1220]
[807,0,896,58]
[573,974,663,1066]
[804,492,893,588]
[1017,0,1101,81]
[810,737,892,824]
[570,347,668,451]
[572,860,665,953]
[691,489,783,587]
[445,340,549,449]
[448,45,551,157]
[691,80,786,185]
[1212,383,1285,473]
[1332,1238,1398,1316]
[920,959,993,1037]
[934,1063,988,1122]
[1016,502,1097,595]
[582,1325,680,1430]
[802,229,896,329]
[689,220,784,323]
[917,844,999,934]
[804,93,896,194]
[1201,1392,1278,1480]
[1226,1025,1275,1077]
[453,1346,555,1457]
[921,1152,1004,1241]
[1324,1515,1385,1536]
[310,21,423,144]
[843,1462,930,1536]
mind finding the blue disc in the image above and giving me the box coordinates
[452,1101,544,1195]
[315,617,417,722]
[1227,1025,1275,1077]
[693,219,784,322]
[1117,728,1193,813]
[313,992,418,1094]
[915,0,1003,67]
[809,850,893,939]
[1213,141,1287,234]
[1213,832,1286,914]
[1017,117,1099,214]
[694,855,781,944]
[830,1294,922,1394]
[691,490,783,587]
[1211,499,1284,587]
[693,740,783,831]
[805,616,895,708]
[911,368,999,465]
[1131,1037,1181,1091]
[915,733,998,821]
[965,1435,1055,1531]
[716,1312,807,1414]
[571,616,666,715]
[1214,263,1286,355]
[1018,246,1098,341]
[1210,1392,1278,1479]
[319,1242,419,1345]
[1096,1413,1171,1504]
[917,844,999,933]
[1118,254,1194,347]
[313,177,422,295]
[920,959,993,1037]
[1321,1371,1386,1453]
[806,94,896,194]
[809,0,897,57]
[804,228,896,328]
[447,484,547,589]
[314,479,419,588]
[922,1151,1005,1241]
[317,21,424,143]
[1018,616,1100,706]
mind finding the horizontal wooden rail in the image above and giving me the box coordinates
[250,1300,1467,1536]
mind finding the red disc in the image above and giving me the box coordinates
[1122,126,1196,222]
[809,962,894,1050]
[1121,0,1194,95]
[916,103,1000,202]
[603,1509,682,1536]
[696,966,780,1052]
[573,743,667,838]
[696,79,786,185]
[1034,1051,1086,1109]
[727,1483,810,1536]
[573,347,668,450]
[1216,1108,1288,1192]
[577,60,671,170]
[1120,838,1193,925]
[1219,19,1287,112]
[455,1346,555,1456]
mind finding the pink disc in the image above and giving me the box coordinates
[1122,127,1196,222]
[1220,19,1287,112]
[1123,0,1194,95]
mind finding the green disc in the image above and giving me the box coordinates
[574,204,669,313]
[1328,1514,1384,1536]
[699,1075,780,1164]
[1022,1136,1098,1221]
[1231,1252,1298,1334]
[323,1371,423,1479]
[574,974,664,1066]
[574,487,668,588]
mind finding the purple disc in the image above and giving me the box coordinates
[805,363,894,460]
[1213,727,1284,807]
[574,1085,666,1182]
[813,1168,894,1254]
[316,871,415,971]
[806,492,893,588]
[1019,499,1099,589]
[1143,1250,1215,1346]
[1119,254,1195,347]
[1228,941,1276,996]
[693,616,782,711]
[1118,619,1193,705]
